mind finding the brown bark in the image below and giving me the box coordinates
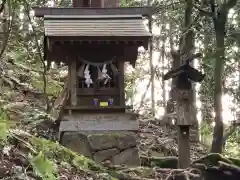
[148,0,155,116]
[210,0,237,153]
[211,20,225,153]
[178,0,195,168]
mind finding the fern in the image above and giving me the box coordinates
[0,121,8,141]
[0,109,10,141]
[30,151,59,180]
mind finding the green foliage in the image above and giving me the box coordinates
[31,75,62,96]
[120,0,143,7]
[0,109,10,142]
[30,137,103,172]
[200,122,213,147]
[30,151,58,180]
[224,127,240,158]
[0,120,9,141]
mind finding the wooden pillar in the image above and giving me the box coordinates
[163,52,204,169]
[178,126,190,168]
[176,96,192,168]
[70,59,77,106]
[101,0,104,7]
[118,60,125,108]
[175,85,194,169]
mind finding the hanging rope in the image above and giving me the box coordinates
[101,64,111,84]
[77,56,120,83]
[79,56,116,66]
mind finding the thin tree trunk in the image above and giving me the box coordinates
[208,0,238,154]
[148,0,155,116]
[161,24,166,107]
[200,18,213,143]
[201,17,213,125]
[165,21,176,115]
[211,24,225,153]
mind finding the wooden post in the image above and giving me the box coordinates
[118,59,125,108]
[178,126,190,168]
[177,99,191,168]
[70,59,77,106]
[175,90,194,168]
[175,52,195,169]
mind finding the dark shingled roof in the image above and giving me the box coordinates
[43,15,151,37]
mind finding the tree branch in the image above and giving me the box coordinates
[218,0,238,19]
[23,0,50,112]
[0,0,7,14]
[153,1,185,14]
[223,0,238,11]
[0,0,14,60]
[192,4,213,17]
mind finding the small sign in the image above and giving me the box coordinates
[100,102,108,107]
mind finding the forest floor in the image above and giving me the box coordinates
[1,116,240,180]
[0,64,240,179]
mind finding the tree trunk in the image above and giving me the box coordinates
[211,20,225,153]
[148,0,155,116]
[199,17,214,143]
[165,22,177,116]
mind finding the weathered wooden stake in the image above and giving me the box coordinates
[178,126,190,168]
[175,90,194,168]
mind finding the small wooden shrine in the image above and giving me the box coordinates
[34,0,151,165]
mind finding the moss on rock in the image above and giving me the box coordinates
[30,136,103,172]
[192,153,236,167]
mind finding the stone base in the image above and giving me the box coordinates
[60,131,140,166]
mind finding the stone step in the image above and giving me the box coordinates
[59,119,139,132]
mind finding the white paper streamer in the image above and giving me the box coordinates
[102,64,111,84]
[84,65,93,87]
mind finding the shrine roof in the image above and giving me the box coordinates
[43,15,151,37]
[33,7,152,17]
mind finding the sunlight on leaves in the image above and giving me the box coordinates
[30,151,58,180]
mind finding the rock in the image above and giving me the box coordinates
[94,148,120,163]
[151,150,164,157]
[119,167,155,179]
[116,133,137,150]
[88,132,138,151]
[112,147,140,166]
[60,132,92,158]
[0,160,13,178]
[192,153,233,166]
[150,156,178,169]
[88,134,117,151]
[60,131,139,166]
[229,158,240,167]
[141,155,178,168]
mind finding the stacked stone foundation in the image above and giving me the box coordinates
[60,131,140,166]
